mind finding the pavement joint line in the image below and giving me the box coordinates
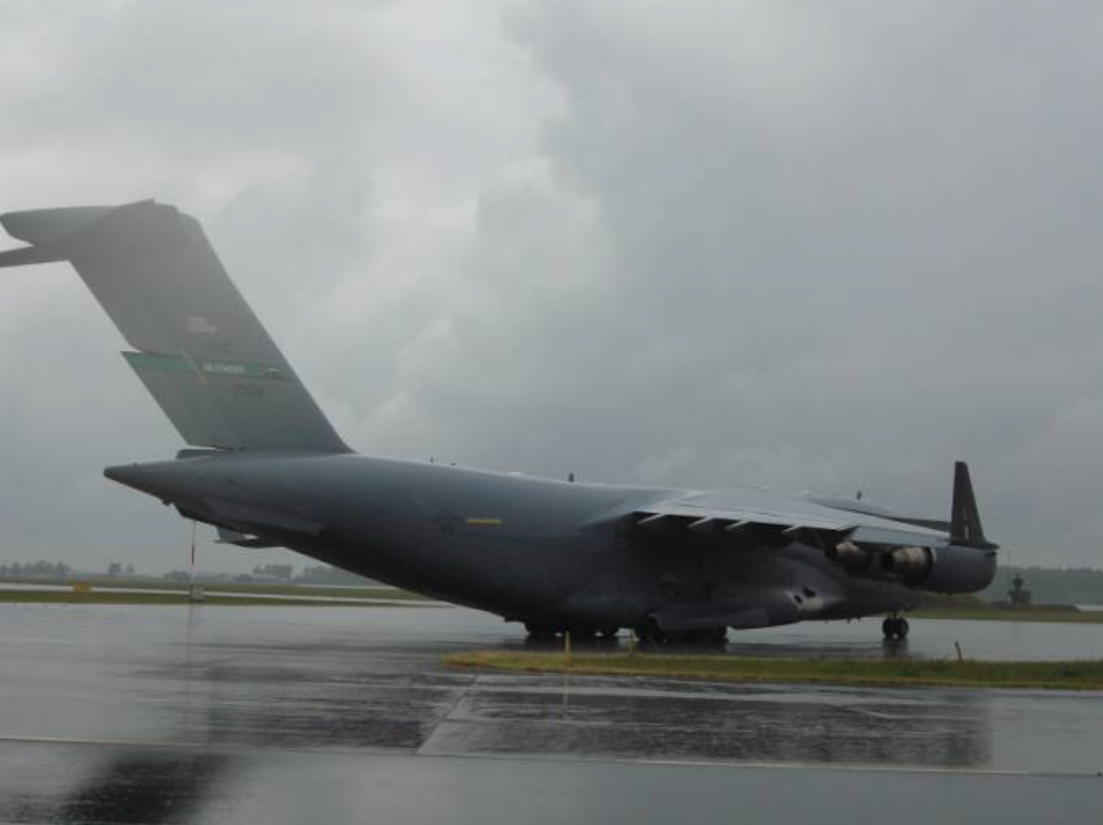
[2,734,1098,779]
[414,671,481,756]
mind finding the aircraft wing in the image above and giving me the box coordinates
[631,486,950,550]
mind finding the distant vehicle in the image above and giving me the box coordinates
[1,201,997,642]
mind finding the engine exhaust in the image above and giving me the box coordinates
[828,540,872,572]
[881,545,933,583]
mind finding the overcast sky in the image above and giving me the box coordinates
[2,0,1101,574]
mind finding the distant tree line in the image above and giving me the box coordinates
[159,564,378,586]
[1,560,375,586]
[982,566,1103,606]
[0,561,71,578]
[252,563,293,582]
[294,564,378,586]
[14,558,1094,601]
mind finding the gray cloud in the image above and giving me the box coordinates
[1,0,1101,572]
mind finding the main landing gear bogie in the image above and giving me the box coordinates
[633,620,728,648]
[523,623,620,643]
[882,616,910,640]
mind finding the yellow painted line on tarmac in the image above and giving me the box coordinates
[465,517,503,527]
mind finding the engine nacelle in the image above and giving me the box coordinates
[829,540,997,594]
[880,544,996,593]
[880,546,932,582]
[826,540,873,573]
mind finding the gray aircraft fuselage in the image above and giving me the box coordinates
[107,451,920,631]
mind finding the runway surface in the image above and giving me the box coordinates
[0,604,1100,822]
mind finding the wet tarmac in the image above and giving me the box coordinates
[1,604,1100,822]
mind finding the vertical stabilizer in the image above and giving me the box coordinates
[950,462,997,550]
[0,200,348,453]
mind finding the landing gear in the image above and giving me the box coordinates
[523,623,621,645]
[696,626,728,646]
[524,622,557,641]
[882,616,910,640]
[632,622,728,647]
[633,618,665,646]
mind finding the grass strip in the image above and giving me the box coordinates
[444,650,1103,690]
[0,590,409,607]
[0,577,429,601]
[911,608,1103,624]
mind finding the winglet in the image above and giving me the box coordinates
[950,462,998,550]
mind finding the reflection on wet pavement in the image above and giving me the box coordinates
[3,740,1099,825]
[1,604,1099,772]
[419,676,991,768]
[1,604,1102,823]
[64,751,232,824]
[2,604,1102,823]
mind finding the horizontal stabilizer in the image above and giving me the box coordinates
[0,245,67,268]
[1,205,116,246]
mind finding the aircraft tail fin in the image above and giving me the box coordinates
[950,461,998,550]
[0,200,349,453]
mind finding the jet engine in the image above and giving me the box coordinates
[880,546,932,582]
[884,544,996,593]
[824,540,872,573]
[830,541,996,594]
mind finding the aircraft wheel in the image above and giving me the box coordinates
[882,617,910,640]
[525,622,556,640]
[633,619,665,646]
[693,627,728,647]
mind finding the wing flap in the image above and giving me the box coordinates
[631,491,948,550]
[631,504,853,548]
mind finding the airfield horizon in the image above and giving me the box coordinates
[3,576,1103,623]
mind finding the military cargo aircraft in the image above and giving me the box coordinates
[0,201,997,642]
